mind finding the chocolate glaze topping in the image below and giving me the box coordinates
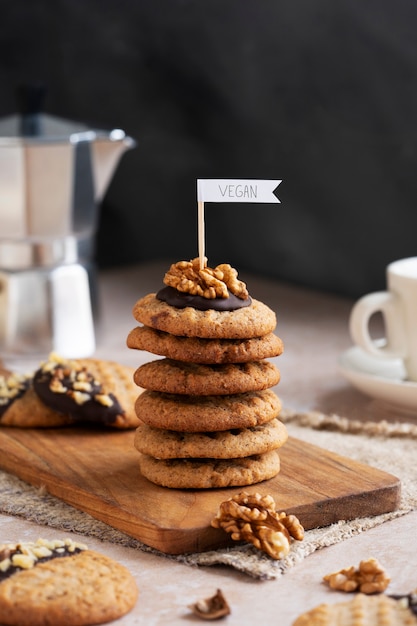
[33,365,123,425]
[390,593,417,616]
[0,544,86,582]
[157,286,252,312]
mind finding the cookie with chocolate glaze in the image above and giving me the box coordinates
[71,357,140,428]
[134,418,288,459]
[132,293,276,339]
[1,354,140,429]
[135,389,281,432]
[292,593,417,626]
[127,326,284,363]
[0,538,138,626]
[138,450,281,489]
[134,358,280,395]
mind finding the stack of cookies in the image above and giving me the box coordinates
[127,258,287,489]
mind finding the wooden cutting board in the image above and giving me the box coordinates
[0,427,400,555]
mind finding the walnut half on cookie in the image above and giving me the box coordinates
[164,257,249,300]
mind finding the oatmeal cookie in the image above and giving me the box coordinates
[127,326,284,364]
[134,418,288,459]
[134,358,280,395]
[132,293,276,339]
[138,450,281,489]
[134,389,281,432]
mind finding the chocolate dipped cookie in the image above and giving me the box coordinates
[292,593,417,626]
[0,538,138,626]
[0,353,140,429]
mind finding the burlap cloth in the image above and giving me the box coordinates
[1,410,416,580]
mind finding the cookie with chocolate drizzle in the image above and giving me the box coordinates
[0,538,138,626]
[0,354,139,429]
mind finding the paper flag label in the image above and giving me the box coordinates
[197,179,281,203]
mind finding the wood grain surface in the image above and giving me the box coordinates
[0,427,401,554]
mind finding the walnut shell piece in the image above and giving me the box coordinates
[323,557,391,594]
[211,492,304,560]
[188,589,231,620]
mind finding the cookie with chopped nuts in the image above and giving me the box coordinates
[135,388,281,432]
[134,418,288,459]
[292,593,417,626]
[138,450,281,489]
[132,293,277,339]
[127,326,284,364]
[0,538,138,626]
[134,358,280,395]
[75,357,140,428]
[1,354,140,429]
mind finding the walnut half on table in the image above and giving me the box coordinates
[211,492,304,560]
[323,557,391,594]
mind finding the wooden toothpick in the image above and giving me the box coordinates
[198,200,205,270]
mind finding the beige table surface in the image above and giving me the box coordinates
[1,260,416,626]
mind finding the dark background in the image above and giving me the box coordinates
[1,0,417,297]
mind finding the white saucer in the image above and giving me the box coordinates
[338,346,417,416]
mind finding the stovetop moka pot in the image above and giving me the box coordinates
[0,85,136,361]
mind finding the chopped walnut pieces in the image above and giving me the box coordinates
[94,393,114,407]
[164,258,249,300]
[188,589,231,620]
[12,553,36,569]
[211,492,304,560]
[73,380,93,392]
[40,354,113,407]
[0,372,31,408]
[323,557,391,594]
[71,391,91,405]
[0,538,88,578]
[49,378,67,394]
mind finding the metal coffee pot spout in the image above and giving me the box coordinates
[0,85,136,361]
[92,130,136,203]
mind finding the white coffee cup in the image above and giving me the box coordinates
[349,257,417,382]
